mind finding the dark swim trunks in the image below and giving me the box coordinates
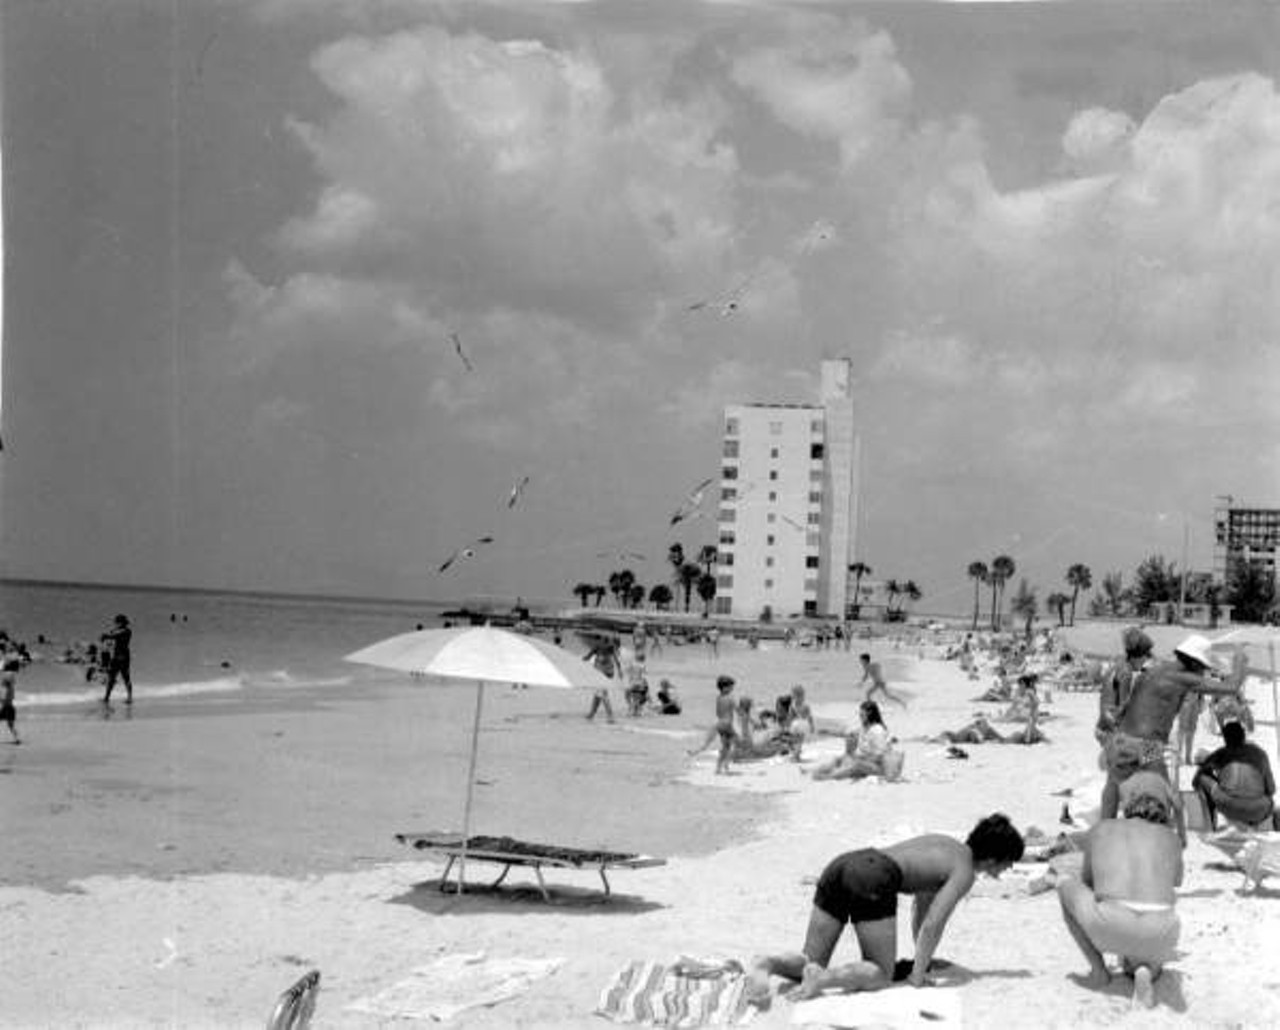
[813,848,904,924]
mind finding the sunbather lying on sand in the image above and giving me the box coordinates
[746,815,1024,1005]
[928,710,1048,746]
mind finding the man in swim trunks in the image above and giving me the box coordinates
[1057,791,1183,1009]
[1100,634,1246,823]
[859,653,907,709]
[746,814,1024,1004]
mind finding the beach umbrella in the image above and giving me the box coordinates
[344,625,611,892]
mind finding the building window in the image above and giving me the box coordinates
[807,513,821,525]
[770,447,779,459]
[767,513,776,524]
[723,440,739,458]
[810,420,824,435]
[715,597,732,614]
[769,470,778,481]
[803,600,818,616]
[766,535,775,546]
[769,421,783,435]
[768,491,777,502]
[722,466,738,480]
[718,508,736,523]
[764,578,774,589]
[720,552,734,566]
[809,469,823,482]
[725,418,739,436]
[808,491,822,504]
[810,443,824,459]
[805,556,820,569]
[765,556,774,568]
[721,487,737,500]
[803,578,819,591]
[719,530,735,545]
[717,574,734,588]
[807,533,821,546]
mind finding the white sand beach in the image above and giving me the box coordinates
[3,622,1280,1028]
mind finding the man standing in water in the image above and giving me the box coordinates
[1100,634,1246,822]
[101,613,134,706]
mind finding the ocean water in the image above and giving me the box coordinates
[0,579,454,708]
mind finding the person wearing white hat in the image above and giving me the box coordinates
[1099,634,1247,827]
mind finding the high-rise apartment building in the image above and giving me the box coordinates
[1213,499,1280,586]
[713,359,857,619]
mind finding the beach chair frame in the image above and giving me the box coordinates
[395,832,665,901]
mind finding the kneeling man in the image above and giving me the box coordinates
[748,814,1024,1003]
[1057,790,1182,1009]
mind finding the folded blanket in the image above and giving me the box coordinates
[790,985,963,1027]
[346,951,563,1021]
[597,959,752,1027]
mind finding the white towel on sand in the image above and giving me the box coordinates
[346,951,563,1021]
[790,986,963,1028]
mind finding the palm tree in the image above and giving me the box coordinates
[667,543,685,585]
[902,580,922,615]
[990,555,1016,631]
[1008,578,1038,640]
[649,583,674,610]
[696,572,717,616]
[849,561,872,619]
[607,571,624,606]
[678,562,702,612]
[592,585,606,607]
[1045,591,1071,626]
[1065,563,1092,626]
[967,561,988,631]
[883,578,902,619]
[573,582,595,608]
[616,569,636,607]
[697,545,718,576]
[627,582,646,609]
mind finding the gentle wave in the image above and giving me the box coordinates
[18,676,245,708]
[239,670,355,690]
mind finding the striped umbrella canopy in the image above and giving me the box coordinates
[344,625,611,892]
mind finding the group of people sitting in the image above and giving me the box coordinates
[807,700,901,781]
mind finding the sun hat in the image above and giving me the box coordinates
[1174,634,1214,670]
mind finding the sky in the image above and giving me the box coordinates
[3,0,1279,614]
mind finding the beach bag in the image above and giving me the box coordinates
[881,744,906,783]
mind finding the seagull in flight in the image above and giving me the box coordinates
[450,332,474,372]
[670,478,716,526]
[438,535,494,573]
[506,475,531,509]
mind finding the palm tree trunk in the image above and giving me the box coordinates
[1069,587,1079,626]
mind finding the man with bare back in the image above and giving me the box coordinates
[746,814,1024,1005]
[1100,634,1247,822]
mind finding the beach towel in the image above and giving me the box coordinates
[345,951,563,1021]
[596,959,753,1027]
[790,986,963,1028]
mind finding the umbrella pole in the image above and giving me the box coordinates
[456,680,486,893]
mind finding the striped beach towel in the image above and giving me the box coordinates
[596,960,752,1027]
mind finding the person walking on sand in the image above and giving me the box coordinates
[582,637,619,723]
[1,656,21,744]
[101,613,133,706]
[1100,634,1246,823]
[746,814,1024,1005]
[688,675,738,774]
[1056,790,1182,1010]
[858,653,907,709]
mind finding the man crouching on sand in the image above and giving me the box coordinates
[1056,791,1182,1009]
[746,814,1024,1005]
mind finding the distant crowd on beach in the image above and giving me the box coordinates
[529,608,1274,1012]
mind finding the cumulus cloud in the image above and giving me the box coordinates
[1062,106,1136,169]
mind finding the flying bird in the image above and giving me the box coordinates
[437,535,495,573]
[670,477,716,526]
[450,332,474,372]
[686,275,754,317]
[506,475,530,509]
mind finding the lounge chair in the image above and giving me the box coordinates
[266,969,320,1030]
[1201,827,1280,892]
[395,831,665,901]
